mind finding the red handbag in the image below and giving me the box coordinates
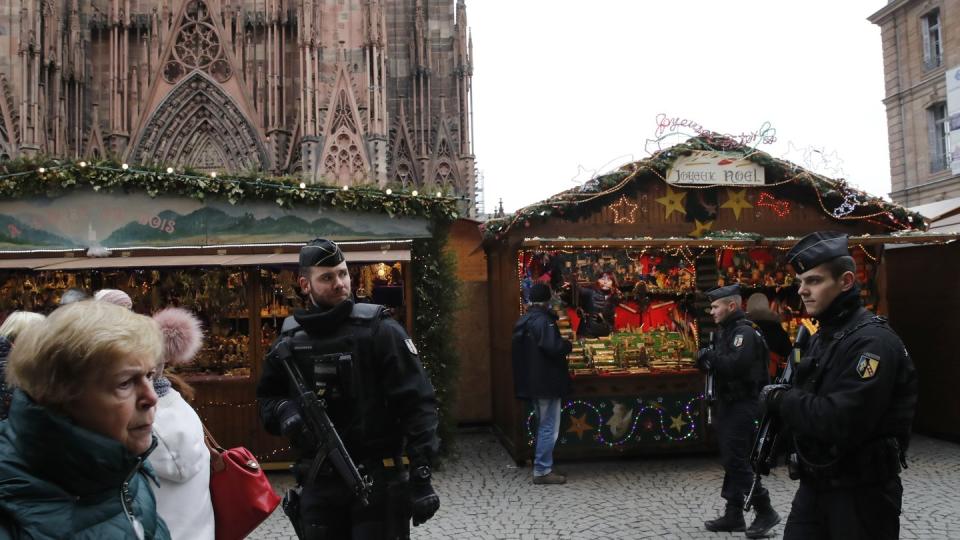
[203,426,281,540]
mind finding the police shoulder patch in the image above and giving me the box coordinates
[856,352,880,379]
[733,334,744,347]
[404,338,419,356]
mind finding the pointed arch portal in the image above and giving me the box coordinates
[129,72,267,172]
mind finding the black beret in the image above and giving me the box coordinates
[786,231,850,273]
[299,238,345,267]
[706,283,741,302]
[529,283,552,303]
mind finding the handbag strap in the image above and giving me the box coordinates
[201,423,226,473]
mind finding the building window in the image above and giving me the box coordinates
[928,102,949,173]
[922,9,942,70]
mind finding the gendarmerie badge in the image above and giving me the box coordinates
[405,339,419,355]
[733,334,744,347]
[856,353,880,379]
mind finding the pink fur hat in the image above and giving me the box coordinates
[152,307,204,365]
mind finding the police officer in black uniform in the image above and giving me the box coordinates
[760,231,917,539]
[257,238,440,539]
[697,283,780,537]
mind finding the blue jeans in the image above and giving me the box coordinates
[533,398,562,476]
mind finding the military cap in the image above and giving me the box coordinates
[786,231,850,273]
[299,238,345,267]
[706,283,741,302]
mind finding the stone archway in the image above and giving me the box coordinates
[129,72,267,172]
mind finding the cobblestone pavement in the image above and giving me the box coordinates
[251,431,960,539]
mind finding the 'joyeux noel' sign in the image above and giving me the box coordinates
[666,151,765,186]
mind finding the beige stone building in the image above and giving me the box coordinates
[0,0,476,214]
[870,0,960,206]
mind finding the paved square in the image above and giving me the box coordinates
[252,431,960,539]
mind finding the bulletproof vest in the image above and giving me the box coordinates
[716,318,769,401]
[279,303,397,458]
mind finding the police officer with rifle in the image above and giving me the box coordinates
[696,283,780,537]
[257,238,440,539]
[759,231,917,539]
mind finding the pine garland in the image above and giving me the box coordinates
[481,135,927,241]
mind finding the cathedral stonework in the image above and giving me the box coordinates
[0,0,476,214]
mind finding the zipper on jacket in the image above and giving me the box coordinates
[120,456,146,540]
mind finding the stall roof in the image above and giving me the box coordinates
[227,249,410,266]
[38,254,247,270]
[17,248,413,271]
[0,257,85,270]
[521,233,959,249]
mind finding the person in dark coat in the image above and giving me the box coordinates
[0,301,169,539]
[512,283,573,485]
[746,293,792,359]
[697,284,779,538]
[761,231,917,539]
[0,310,47,421]
[257,238,440,538]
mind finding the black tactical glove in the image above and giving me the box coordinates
[759,384,791,415]
[278,401,316,451]
[696,348,715,372]
[409,464,440,526]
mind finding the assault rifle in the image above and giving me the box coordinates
[744,323,810,511]
[277,345,373,506]
[704,332,716,425]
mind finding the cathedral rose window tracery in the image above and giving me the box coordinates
[163,0,232,84]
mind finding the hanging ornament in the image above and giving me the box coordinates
[832,191,861,218]
[655,185,687,219]
[609,194,639,224]
[719,188,753,220]
[689,219,714,237]
[756,191,791,218]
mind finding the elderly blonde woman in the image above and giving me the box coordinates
[0,310,46,420]
[0,301,170,539]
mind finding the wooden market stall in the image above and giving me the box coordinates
[482,136,935,463]
[0,168,459,463]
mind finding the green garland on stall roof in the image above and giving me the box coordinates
[480,136,927,241]
[0,156,461,220]
[410,219,461,457]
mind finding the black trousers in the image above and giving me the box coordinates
[298,468,411,540]
[714,398,768,508]
[784,476,903,540]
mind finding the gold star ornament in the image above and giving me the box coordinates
[655,186,687,219]
[669,414,688,433]
[720,188,753,220]
[566,413,595,440]
[609,195,639,224]
[690,219,714,237]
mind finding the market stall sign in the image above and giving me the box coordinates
[0,192,432,251]
[666,151,765,186]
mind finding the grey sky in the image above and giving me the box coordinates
[469,1,890,213]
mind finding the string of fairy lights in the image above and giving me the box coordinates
[524,395,704,448]
[0,159,467,220]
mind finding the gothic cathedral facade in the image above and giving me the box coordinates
[0,0,476,214]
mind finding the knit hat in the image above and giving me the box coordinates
[529,283,552,303]
[94,289,133,310]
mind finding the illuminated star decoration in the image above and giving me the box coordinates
[756,191,791,218]
[720,188,753,220]
[609,194,639,224]
[669,414,688,433]
[655,186,687,219]
[690,219,714,237]
[566,413,595,440]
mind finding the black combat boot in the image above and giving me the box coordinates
[704,504,745,532]
[745,498,781,538]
